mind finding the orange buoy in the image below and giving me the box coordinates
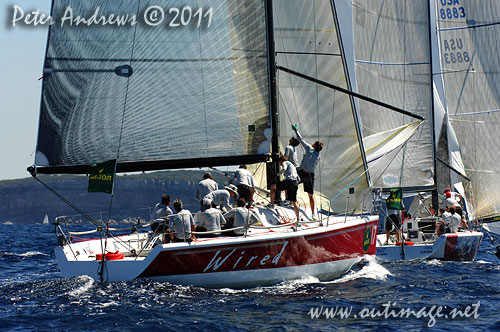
[96,251,124,261]
[395,241,414,246]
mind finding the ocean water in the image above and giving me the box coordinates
[1,224,499,332]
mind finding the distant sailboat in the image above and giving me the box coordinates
[42,214,49,225]
[349,0,482,261]
[433,0,500,254]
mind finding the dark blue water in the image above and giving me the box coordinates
[1,224,499,331]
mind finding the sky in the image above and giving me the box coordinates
[0,1,51,180]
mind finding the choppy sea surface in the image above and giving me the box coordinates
[0,224,499,332]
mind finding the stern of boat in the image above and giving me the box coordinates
[430,231,483,261]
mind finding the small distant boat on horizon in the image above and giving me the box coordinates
[42,214,49,225]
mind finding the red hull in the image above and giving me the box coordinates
[139,221,378,278]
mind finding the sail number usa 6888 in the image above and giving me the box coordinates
[143,6,213,28]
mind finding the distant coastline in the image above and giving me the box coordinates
[0,170,229,224]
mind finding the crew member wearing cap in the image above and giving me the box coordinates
[443,188,462,207]
[444,191,460,208]
[202,184,238,212]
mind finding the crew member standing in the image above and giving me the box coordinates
[292,124,323,219]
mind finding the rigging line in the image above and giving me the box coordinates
[60,206,152,219]
[436,157,470,181]
[276,51,341,56]
[316,90,337,209]
[369,142,409,189]
[452,55,477,118]
[277,89,308,163]
[473,68,478,211]
[354,60,428,66]
[448,109,500,117]
[313,0,322,204]
[277,65,425,120]
[437,20,500,31]
[115,0,141,168]
[400,0,407,188]
[277,74,309,167]
[29,174,100,227]
[278,88,294,123]
[196,25,209,157]
[100,1,142,278]
[368,0,385,64]
[399,144,407,187]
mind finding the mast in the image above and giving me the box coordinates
[265,0,280,181]
[428,0,439,213]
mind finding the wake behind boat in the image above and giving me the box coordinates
[54,206,378,287]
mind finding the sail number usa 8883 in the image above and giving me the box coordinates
[439,0,466,20]
[442,38,470,64]
[143,6,213,28]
